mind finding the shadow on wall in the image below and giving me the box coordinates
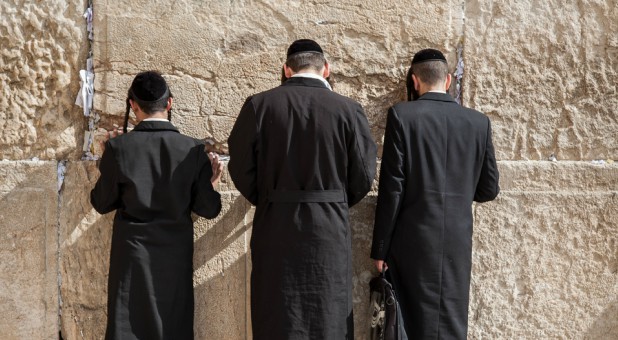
[59,161,112,339]
[60,208,113,339]
[585,297,618,339]
[0,162,58,339]
[193,194,251,339]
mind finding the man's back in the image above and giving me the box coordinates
[92,121,220,224]
[372,91,499,339]
[392,92,498,205]
[229,76,377,340]
[91,120,221,340]
[247,77,374,202]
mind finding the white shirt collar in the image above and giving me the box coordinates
[142,118,169,122]
[427,90,447,94]
[291,73,332,91]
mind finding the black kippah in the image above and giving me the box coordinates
[129,71,169,102]
[287,39,323,58]
[123,71,172,133]
[412,48,447,64]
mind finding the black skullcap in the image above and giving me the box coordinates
[287,39,323,58]
[123,71,172,133]
[129,71,170,102]
[411,48,447,65]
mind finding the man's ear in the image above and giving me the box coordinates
[166,97,173,111]
[444,73,452,92]
[412,74,420,91]
[322,62,330,79]
[129,99,140,113]
[284,64,293,78]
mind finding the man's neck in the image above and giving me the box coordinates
[418,87,447,96]
[136,111,168,122]
[290,72,332,90]
[291,68,323,77]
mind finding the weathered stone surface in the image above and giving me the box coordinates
[0,161,58,339]
[464,0,618,160]
[468,161,618,339]
[470,192,617,339]
[498,160,618,192]
[59,161,111,340]
[1,0,617,339]
[193,192,250,339]
[92,0,465,154]
[0,0,87,160]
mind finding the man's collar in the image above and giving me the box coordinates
[133,120,179,132]
[142,118,169,122]
[417,91,457,103]
[291,73,332,91]
[282,76,331,90]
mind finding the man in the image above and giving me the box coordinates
[91,71,222,340]
[228,39,377,339]
[371,49,500,339]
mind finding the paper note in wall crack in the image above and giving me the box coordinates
[82,131,92,152]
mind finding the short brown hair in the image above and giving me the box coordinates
[285,52,326,73]
[412,60,448,86]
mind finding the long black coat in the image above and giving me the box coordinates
[371,92,499,339]
[91,120,221,340]
[228,77,377,340]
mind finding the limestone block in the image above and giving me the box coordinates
[193,192,250,339]
[0,161,58,339]
[469,163,618,339]
[59,161,111,340]
[0,0,87,160]
[92,0,465,156]
[464,0,618,160]
[498,160,618,192]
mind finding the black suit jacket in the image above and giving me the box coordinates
[228,76,377,339]
[371,92,499,339]
[91,120,221,340]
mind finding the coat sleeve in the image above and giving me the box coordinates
[346,104,377,207]
[474,119,500,202]
[191,146,222,218]
[228,97,259,205]
[90,141,121,214]
[371,107,406,260]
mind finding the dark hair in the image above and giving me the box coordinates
[411,60,448,87]
[281,66,287,84]
[285,52,326,73]
[406,66,418,101]
[123,71,173,133]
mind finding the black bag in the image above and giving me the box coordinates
[369,267,407,340]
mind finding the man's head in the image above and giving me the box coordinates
[123,71,174,132]
[408,48,451,99]
[283,39,330,79]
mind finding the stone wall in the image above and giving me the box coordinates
[0,0,616,339]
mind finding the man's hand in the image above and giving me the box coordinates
[209,152,224,188]
[374,260,388,273]
[99,125,124,154]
